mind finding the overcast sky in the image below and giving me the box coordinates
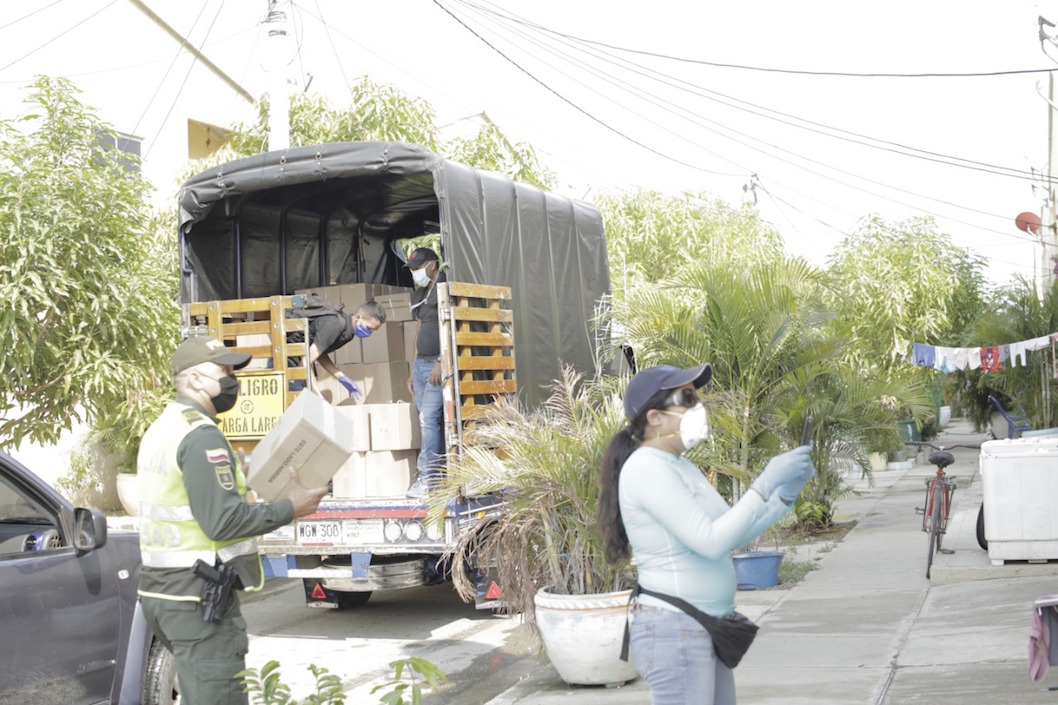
[2,0,1057,286]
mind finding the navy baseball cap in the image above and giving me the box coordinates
[404,247,439,268]
[623,363,712,420]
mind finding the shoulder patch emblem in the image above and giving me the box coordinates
[205,448,230,464]
[214,464,236,491]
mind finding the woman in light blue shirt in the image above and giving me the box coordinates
[598,363,815,705]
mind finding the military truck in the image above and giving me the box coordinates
[177,141,611,608]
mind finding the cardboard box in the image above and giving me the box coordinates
[337,283,382,309]
[316,373,344,406]
[246,390,355,501]
[331,451,366,498]
[334,402,372,451]
[340,362,412,404]
[375,292,413,322]
[333,337,362,365]
[403,321,418,361]
[237,333,273,370]
[367,402,421,450]
[361,323,404,364]
[294,286,342,309]
[364,450,418,497]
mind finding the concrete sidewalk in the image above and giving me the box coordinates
[486,421,1058,704]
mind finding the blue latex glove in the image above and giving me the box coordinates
[338,374,362,400]
[775,462,817,503]
[750,446,815,501]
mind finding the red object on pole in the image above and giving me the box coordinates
[1016,211,1042,234]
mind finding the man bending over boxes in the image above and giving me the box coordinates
[294,299,386,399]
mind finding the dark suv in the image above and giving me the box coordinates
[0,451,177,704]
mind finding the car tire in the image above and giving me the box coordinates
[143,640,180,705]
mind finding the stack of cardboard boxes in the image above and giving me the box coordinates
[293,283,423,498]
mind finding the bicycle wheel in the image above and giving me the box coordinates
[926,484,942,579]
[976,502,988,550]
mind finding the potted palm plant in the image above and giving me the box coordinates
[430,368,638,687]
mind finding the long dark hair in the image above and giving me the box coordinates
[598,387,672,564]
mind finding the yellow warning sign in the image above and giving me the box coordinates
[218,371,285,440]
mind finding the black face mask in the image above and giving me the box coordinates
[211,375,240,414]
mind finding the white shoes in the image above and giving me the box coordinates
[406,477,429,499]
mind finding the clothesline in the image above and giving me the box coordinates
[911,333,1058,374]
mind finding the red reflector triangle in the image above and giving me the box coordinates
[310,582,328,600]
[485,581,503,601]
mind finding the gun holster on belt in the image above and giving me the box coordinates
[191,559,242,624]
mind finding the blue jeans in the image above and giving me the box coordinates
[412,357,445,475]
[629,604,736,705]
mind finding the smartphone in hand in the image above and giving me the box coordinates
[801,416,815,446]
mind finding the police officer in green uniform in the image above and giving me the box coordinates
[137,336,328,704]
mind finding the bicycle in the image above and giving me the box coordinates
[904,441,979,579]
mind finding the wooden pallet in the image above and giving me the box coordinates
[437,282,516,461]
[183,295,311,408]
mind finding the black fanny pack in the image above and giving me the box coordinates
[621,584,759,669]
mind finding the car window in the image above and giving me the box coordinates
[0,475,61,554]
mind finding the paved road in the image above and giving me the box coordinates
[241,580,541,702]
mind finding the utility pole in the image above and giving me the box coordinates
[1039,18,1058,294]
[263,0,293,151]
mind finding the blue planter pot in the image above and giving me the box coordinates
[731,551,784,590]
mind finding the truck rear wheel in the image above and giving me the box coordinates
[335,590,372,609]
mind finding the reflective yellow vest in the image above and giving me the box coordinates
[137,402,264,598]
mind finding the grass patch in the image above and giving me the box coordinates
[778,558,816,587]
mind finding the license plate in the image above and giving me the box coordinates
[297,521,341,545]
[341,519,384,544]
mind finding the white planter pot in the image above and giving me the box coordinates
[868,452,888,472]
[533,586,639,686]
[116,473,140,516]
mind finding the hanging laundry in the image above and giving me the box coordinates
[934,346,958,373]
[1009,340,1029,367]
[1026,335,1051,352]
[981,346,1003,373]
[1052,333,1058,380]
[912,342,935,368]
[967,347,982,370]
[951,348,971,370]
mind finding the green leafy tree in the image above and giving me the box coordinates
[596,189,785,302]
[825,215,987,370]
[226,77,551,190]
[0,76,178,451]
[960,276,1058,430]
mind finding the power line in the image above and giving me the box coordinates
[308,0,350,94]
[461,0,1053,186]
[432,0,744,178]
[450,1,1042,244]
[0,0,118,73]
[0,0,68,33]
[144,0,226,159]
[459,0,1056,79]
[130,0,210,140]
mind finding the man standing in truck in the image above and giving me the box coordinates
[137,335,329,703]
[405,247,446,498]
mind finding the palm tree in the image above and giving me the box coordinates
[428,369,636,628]
[609,257,931,527]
